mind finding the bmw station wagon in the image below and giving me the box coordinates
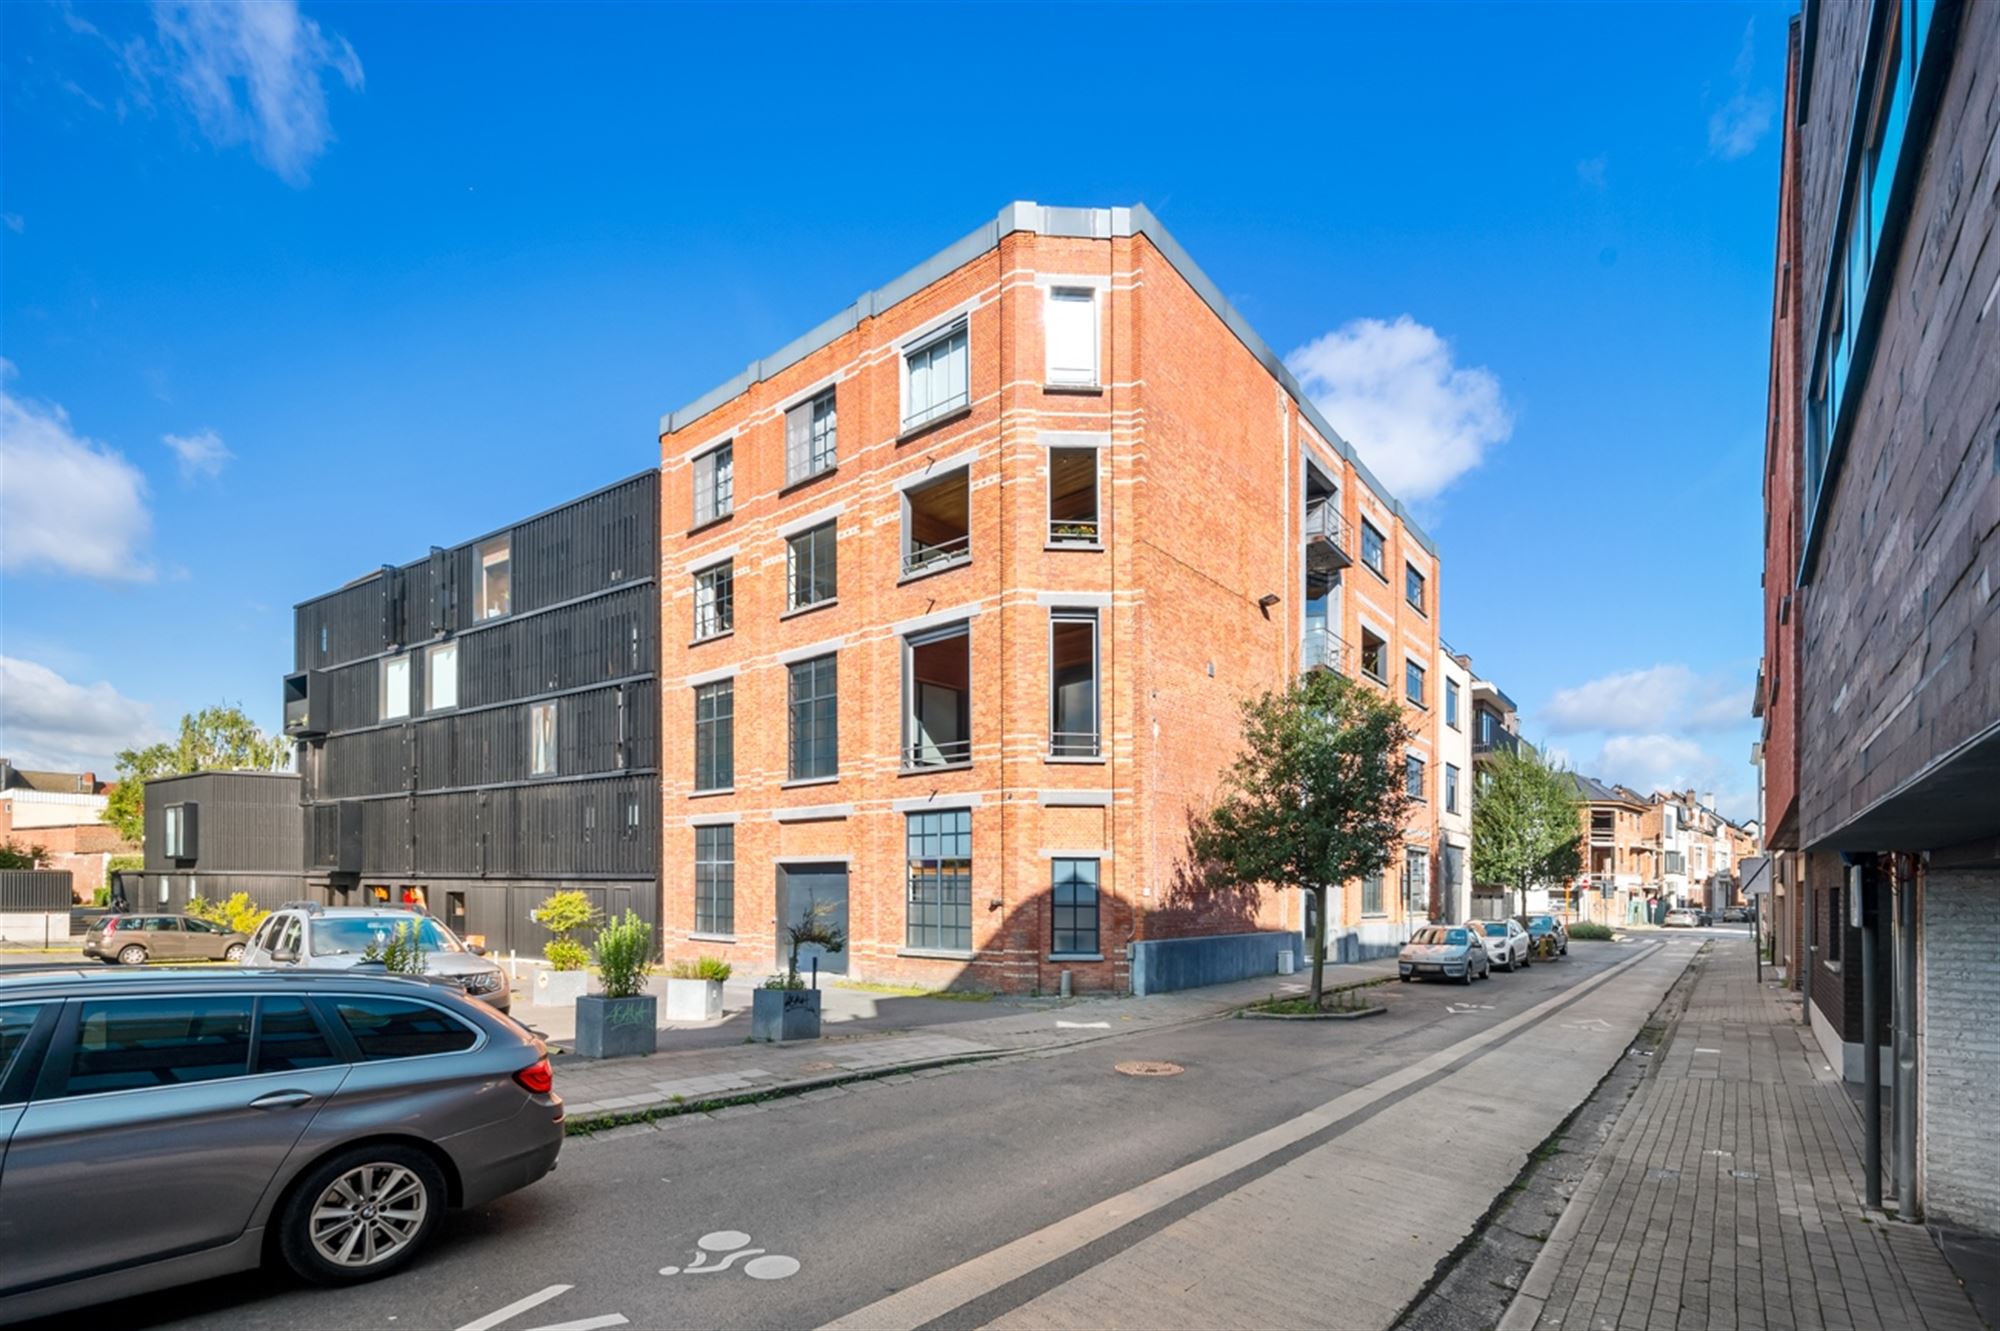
[0,967,562,1322]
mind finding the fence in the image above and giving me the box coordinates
[0,869,76,945]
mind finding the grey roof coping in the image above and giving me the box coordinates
[659,202,1436,558]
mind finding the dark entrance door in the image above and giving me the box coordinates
[776,863,849,977]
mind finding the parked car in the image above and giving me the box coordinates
[1398,925,1491,985]
[1663,908,1700,928]
[1472,918,1532,971]
[0,967,562,1322]
[1721,905,1752,923]
[82,913,250,966]
[242,905,511,1012]
[1523,914,1569,957]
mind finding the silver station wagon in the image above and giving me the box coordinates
[0,967,563,1322]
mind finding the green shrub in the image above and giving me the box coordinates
[186,892,268,935]
[668,956,732,983]
[593,911,655,1000]
[532,890,601,968]
[544,939,591,972]
[779,899,845,988]
[92,885,112,907]
[1568,921,1615,941]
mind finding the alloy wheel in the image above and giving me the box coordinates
[308,1164,429,1268]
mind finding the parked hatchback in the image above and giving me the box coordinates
[0,967,562,1322]
[82,913,249,966]
[1398,925,1491,985]
[1523,914,1570,957]
[243,905,511,1012]
[1664,908,1700,928]
[1472,918,1533,971]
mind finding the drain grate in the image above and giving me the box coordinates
[1115,1060,1185,1077]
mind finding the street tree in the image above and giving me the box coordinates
[0,839,49,870]
[1193,668,1416,1010]
[1471,748,1584,920]
[101,705,291,842]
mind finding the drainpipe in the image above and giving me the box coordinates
[1852,859,1881,1210]
[1894,853,1918,1218]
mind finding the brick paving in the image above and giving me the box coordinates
[1502,939,1984,1331]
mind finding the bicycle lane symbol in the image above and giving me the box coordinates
[660,1229,801,1280]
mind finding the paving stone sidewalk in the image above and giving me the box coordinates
[549,959,1395,1123]
[1501,939,1984,1331]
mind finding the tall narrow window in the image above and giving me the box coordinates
[902,469,970,576]
[903,319,969,430]
[1047,448,1100,545]
[1049,610,1100,758]
[1445,678,1461,729]
[1406,753,1425,801]
[693,561,734,641]
[1044,287,1098,386]
[694,824,734,935]
[1051,858,1100,955]
[692,442,734,526]
[1361,520,1386,577]
[1445,763,1461,814]
[1403,848,1429,917]
[786,521,837,610]
[785,388,838,485]
[426,642,458,711]
[788,654,839,781]
[906,809,972,951]
[1405,658,1426,707]
[1360,628,1387,683]
[694,680,733,792]
[476,537,511,620]
[381,655,412,720]
[904,624,971,768]
[1362,871,1384,916]
[1405,563,1426,614]
[530,701,557,777]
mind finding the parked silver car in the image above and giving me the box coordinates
[1398,925,1491,985]
[0,967,562,1322]
[1472,918,1533,971]
[243,905,511,1012]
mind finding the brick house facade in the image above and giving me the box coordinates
[656,204,1441,995]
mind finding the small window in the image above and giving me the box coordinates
[1406,754,1426,801]
[1045,287,1098,387]
[1048,448,1100,545]
[786,522,837,611]
[1445,679,1461,730]
[1051,858,1100,955]
[693,561,734,640]
[1360,629,1387,683]
[255,996,339,1073]
[332,997,478,1060]
[785,389,838,485]
[788,654,839,781]
[427,642,459,711]
[695,824,734,935]
[1361,520,1386,577]
[1405,563,1426,614]
[163,804,195,859]
[530,701,558,777]
[694,680,734,792]
[184,918,223,934]
[693,442,734,526]
[1445,763,1461,814]
[1405,659,1426,707]
[64,997,254,1096]
[476,536,511,620]
[1362,872,1385,917]
[904,319,970,430]
[381,654,412,721]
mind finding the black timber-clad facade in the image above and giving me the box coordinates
[286,471,661,954]
[141,771,306,911]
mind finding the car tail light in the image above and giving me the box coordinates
[103,917,119,935]
[513,1057,553,1095]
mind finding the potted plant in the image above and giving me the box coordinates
[665,956,731,1022]
[751,902,845,1042]
[575,911,657,1059]
[531,890,599,1004]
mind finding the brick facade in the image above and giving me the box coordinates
[656,207,1439,994]
[1919,865,2000,1232]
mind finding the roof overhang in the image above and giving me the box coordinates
[1804,718,2000,853]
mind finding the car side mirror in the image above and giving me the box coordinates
[271,946,297,965]
[467,943,488,956]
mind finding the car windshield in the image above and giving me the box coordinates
[310,915,461,957]
[1481,923,1509,936]
[1527,916,1554,931]
[1412,927,1467,946]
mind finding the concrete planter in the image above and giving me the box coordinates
[574,994,658,1059]
[1239,1004,1386,1022]
[664,977,724,1022]
[535,968,592,1005]
[750,987,822,1042]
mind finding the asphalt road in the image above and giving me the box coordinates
[44,940,1677,1331]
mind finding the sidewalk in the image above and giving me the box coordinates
[1501,939,1984,1331]
[546,958,1395,1129]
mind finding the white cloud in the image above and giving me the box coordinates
[1542,664,1749,736]
[1708,20,1775,160]
[163,428,232,480]
[0,656,161,774]
[0,364,155,582]
[1598,733,1710,790]
[1286,315,1512,502]
[150,1,364,186]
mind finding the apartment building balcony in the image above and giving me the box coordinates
[1301,627,1348,676]
[1304,502,1352,577]
[1473,731,1520,758]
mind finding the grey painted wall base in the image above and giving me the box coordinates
[1129,931,1305,997]
[1325,923,1413,965]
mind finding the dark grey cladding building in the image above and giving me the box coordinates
[140,770,306,911]
[284,471,661,953]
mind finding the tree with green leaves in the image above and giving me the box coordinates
[1471,748,1585,920]
[101,705,291,842]
[1192,669,1417,1010]
[0,839,49,870]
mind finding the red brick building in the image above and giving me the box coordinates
[656,204,1441,995]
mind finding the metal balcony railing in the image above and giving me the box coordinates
[1048,517,1101,546]
[1049,730,1101,759]
[1472,730,1520,757]
[1304,503,1352,573]
[903,738,972,769]
[1301,628,1347,675]
[902,535,970,577]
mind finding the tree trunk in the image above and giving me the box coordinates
[1310,884,1328,1009]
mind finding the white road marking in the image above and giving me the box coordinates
[1055,1020,1110,1029]
[456,1287,573,1331]
[662,1229,801,1280]
[1565,1018,1613,1032]
[525,1319,630,1331]
[818,944,1668,1331]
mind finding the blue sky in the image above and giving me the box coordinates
[0,1,1787,818]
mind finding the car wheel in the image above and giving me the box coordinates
[279,1144,446,1286]
[1459,968,1473,986]
[224,943,246,962]
[117,944,148,966]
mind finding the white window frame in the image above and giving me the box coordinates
[1044,285,1100,387]
[693,561,734,641]
[785,387,839,486]
[475,536,511,621]
[381,654,412,721]
[693,441,734,527]
[426,641,459,712]
[900,316,971,432]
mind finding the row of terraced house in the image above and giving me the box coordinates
[243,203,1536,997]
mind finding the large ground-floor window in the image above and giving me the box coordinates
[695,824,734,935]
[1051,858,1100,955]
[906,809,971,951]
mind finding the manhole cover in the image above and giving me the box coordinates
[1115,1060,1184,1077]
